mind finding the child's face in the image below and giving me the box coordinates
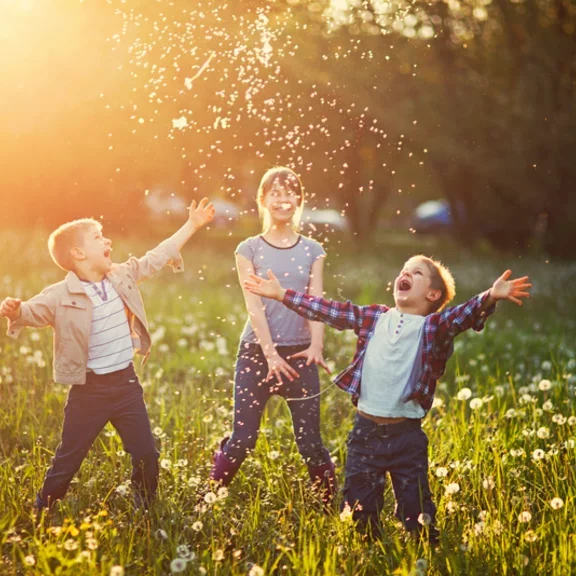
[393,258,437,312]
[262,181,301,224]
[76,226,113,274]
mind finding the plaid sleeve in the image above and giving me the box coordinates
[283,289,365,332]
[433,290,496,346]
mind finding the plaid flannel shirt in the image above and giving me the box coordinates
[283,289,496,412]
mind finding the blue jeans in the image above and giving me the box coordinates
[223,342,331,469]
[343,413,437,538]
[36,364,159,509]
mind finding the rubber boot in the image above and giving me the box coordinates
[209,437,241,487]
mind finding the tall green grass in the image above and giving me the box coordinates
[0,231,575,575]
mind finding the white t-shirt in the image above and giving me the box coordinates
[358,308,426,418]
[82,279,134,374]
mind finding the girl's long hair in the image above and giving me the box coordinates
[257,167,305,233]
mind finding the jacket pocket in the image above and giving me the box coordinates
[60,298,87,310]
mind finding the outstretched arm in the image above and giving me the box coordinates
[119,198,215,284]
[2,288,57,339]
[244,269,376,333]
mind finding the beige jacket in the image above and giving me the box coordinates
[6,240,184,385]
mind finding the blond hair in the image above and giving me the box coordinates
[48,218,102,271]
[256,167,305,232]
[408,255,456,312]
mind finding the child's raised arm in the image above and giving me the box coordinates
[117,198,215,284]
[244,269,384,334]
[482,269,531,309]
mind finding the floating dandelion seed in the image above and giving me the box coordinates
[172,116,188,130]
[550,497,564,510]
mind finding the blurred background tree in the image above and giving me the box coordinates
[1,0,574,256]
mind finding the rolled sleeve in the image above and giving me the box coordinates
[119,239,184,284]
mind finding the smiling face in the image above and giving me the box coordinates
[74,225,113,275]
[262,181,301,224]
[257,167,304,232]
[393,257,441,315]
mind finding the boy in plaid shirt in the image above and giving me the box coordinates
[244,256,531,541]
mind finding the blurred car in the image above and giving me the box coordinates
[300,208,349,233]
[411,199,453,233]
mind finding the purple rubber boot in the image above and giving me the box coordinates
[209,438,241,487]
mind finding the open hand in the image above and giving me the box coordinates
[266,352,299,384]
[289,345,332,375]
[244,269,285,301]
[188,197,215,229]
[0,297,22,321]
[490,270,531,305]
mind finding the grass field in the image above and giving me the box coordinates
[1,230,575,575]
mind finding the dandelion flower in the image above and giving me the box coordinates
[417,513,431,526]
[539,379,552,391]
[85,538,98,550]
[204,492,217,504]
[170,558,187,573]
[445,482,460,496]
[550,497,564,510]
[249,565,265,576]
[415,559,428,570]
[435,467,448,478]
[340,504,353,521]
[177,544,195,560]
[542,400,554,411]
[518,511,532,523]
[110,567,125,576]
[524,530,538,542]
[64,539,79,551]
[531,449,545,461]
[457,388,472,401]
[536,427,550,439]
[269,450,280,460]
[482,476,495,490]
[217,486,229,500]
[470,398,483,410]
[155,529,168,540]
[160,459,172,470]
[192,521,203,532]
[214,549,225,562]
[23,556,36,566]
[552,414,567,425]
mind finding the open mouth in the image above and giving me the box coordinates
[275,202,293,211]
[104,248,112,258]
[398,278,411,292]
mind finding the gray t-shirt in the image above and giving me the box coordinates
[236,235,326,346]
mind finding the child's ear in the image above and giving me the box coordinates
[70,247,85,262]
[426,289,442,304]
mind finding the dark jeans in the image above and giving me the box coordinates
[223,342,331,469]
[343,413,437,538]
[36,364,159,509]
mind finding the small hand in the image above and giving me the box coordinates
[490,270,531,305]
[289,345,332,375]
[0,297,22,321]
[266,353,300,384]
[188,197,215,229]
[244,269,285,301]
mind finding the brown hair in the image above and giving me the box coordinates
[408,255,456,312]
[256,167,305,232]
[48,218,102,271]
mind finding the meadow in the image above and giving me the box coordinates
[0,229,575,576]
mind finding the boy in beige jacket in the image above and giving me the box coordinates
[0,199,214,510]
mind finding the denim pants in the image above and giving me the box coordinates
[223,342,331,469]
[36,364,159,509]
[343,413,437,536]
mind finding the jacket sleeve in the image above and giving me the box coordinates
[114,239,184,285]
[282,289,371,334]
[6,287,58,339]
[431,290,496,348]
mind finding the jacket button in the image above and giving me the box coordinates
[72,301,76,305]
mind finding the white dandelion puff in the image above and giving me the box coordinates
[550,497,564,510]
